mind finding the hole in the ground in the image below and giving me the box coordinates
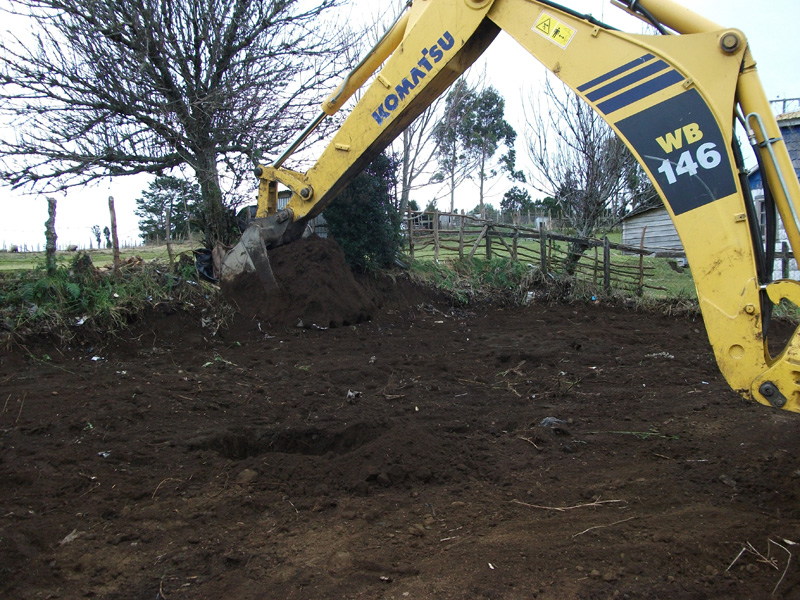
[195,422,383,460]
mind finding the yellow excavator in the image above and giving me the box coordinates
[220,0,800,413]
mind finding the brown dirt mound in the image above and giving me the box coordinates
[222,235,377,328]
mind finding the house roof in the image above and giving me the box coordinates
[621,204,664,221]
[777,110,800,123]
[746,110,800,177]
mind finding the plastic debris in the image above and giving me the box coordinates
[59,529,81,545]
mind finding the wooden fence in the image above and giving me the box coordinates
[405,210,667,296]
[777,242,797,279]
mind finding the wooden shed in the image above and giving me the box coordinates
[621,205,683,256]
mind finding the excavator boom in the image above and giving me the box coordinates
[221,0,800,412]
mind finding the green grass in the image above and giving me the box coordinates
[0,242,197,271]
[0,244,224,344]
[404,231,697,300]
[410,257,535,305]
[612,253,696,300]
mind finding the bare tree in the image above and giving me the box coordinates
[618,162,660,220]
[394,98,444,217]
[525,78,635,271]
[0,0,351,245]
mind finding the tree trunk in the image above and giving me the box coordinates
[195,153,227,247]
[166,198,175,273]
[449,170,456,214]
[400,181,411,218]
[408,205,415,261]
[400,129,412,216]
[448,144,457,213]
[564,239,590,275]
[183,193,192,243]
[44,196,57,275]
[478,150,486,219]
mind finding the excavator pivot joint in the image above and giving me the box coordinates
[720,31,741,54]
[759,382,787,409]
[465,0,492,9]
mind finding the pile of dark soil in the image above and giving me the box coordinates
[222,235,377,328]
[222,235,449,328]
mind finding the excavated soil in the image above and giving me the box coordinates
[2,236,800,599]
[221,236,379,329]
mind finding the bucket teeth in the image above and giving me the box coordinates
[220,224,279,292]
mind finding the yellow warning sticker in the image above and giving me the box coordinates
[533,11,576,49]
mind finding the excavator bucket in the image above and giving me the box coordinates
[219,209,304,292]
[219,222,280,293]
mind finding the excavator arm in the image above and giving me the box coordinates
[222,0,800,412]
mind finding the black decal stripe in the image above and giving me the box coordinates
[586,60,669,102]
[616,89,738,215]
[577,53,655,93]
[597,70,684,115]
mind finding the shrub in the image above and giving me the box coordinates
[323,153,401,272]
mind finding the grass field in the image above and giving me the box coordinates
[0,242,198,272]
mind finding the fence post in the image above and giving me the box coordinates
[408,207,415,262]
[782,241,790,279]
[603,236,611,295]
[433,210,440,262]
[486,226,493,259]
[512,228,518,261]
[108,196,121,276]
[539,222,547,273]
[45,196,57,276]
[459,215,465,260]
[165,198,174,273]
[468,224,488,259]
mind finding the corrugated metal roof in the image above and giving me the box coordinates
[621,204,662,221]
[777,111,800,121]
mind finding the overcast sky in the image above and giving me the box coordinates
[1,0,798,249]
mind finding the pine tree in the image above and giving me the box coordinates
[135,176,202,243]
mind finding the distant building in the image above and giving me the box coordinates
[237,190,328,237]
[747,109,800,280]
[621,204,683,256]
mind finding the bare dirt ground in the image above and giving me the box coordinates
[2,237,800,599]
